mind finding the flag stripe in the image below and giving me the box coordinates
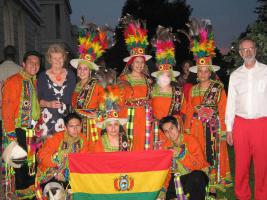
[69,150,172,173]
[70,170,168,194]
[73,191,159,200]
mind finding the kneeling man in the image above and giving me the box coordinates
[158,116,209,200]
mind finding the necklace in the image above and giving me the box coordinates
[56,74,62,81]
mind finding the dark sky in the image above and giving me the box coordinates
[70,0,258,54]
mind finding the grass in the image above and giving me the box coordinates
[217,146,255,200]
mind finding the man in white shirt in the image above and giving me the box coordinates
[226,38,267,200]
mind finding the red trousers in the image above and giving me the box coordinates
[233,116,267,200]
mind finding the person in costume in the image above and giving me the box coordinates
[184,18,232,197]
[226,38,267,200]
[70,21,114,147]
[151,26,186,150]
[35,112,89,200]
[37,43,76,137]
[158,116,209,200]
[92,92,129,152]
[118,14,153,151]
[2,51,41,199]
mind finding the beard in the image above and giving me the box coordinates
[243,55,256,63]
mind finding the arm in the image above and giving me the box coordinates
[225,75,236,132]
[217,88,227,139]
[225,75,236,145]
[181,135,209,171]
[2,78,20,141]
[37,133,62,168]
[184,87,194,133]
[37,72,61,109]
[180,91,187,122]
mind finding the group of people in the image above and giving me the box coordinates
[0,15,266,200]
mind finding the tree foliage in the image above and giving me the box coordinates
[103,0,193,74]
[224,0,267,70]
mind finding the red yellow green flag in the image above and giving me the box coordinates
[69,150,172,200]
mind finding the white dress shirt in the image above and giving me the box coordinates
[225,61,267,132]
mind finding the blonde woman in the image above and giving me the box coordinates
[37,43,76,137]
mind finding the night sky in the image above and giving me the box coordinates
[70,0,258,54]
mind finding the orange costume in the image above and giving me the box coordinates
[71,78,103,149]
[2,70,40,199]
[2,71,40,140]
[152,84,187,148]
[92,133,129,152]
[184,80,232,189]
[119,74,153,151]
[162,133,209,197]
[36,131,89,199]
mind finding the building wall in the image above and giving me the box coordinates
[0,0,4,61]
[0,0,41,63]
[0,0,76,64]
[39,0,77,57]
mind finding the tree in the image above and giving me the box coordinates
[255,0,267,22]
[224,0,267,70]
[104,0,193,74]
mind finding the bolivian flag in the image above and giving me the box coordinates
[69,150,172,200]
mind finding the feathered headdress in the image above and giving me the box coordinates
[187,18,220,73]
[120,14,152,62]
[70,17,115,70]
[96,91,127,128]
[151,25,180,78]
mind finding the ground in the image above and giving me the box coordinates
[0,146,254,200]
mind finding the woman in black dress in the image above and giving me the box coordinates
[37,44,76,138]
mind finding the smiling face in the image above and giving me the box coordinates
[65,118,82,138]
[22,55,40,76]
[77,63,91,81]
[157,71,172,87]
[131,56,145,74]
[197,66,211,83]
[50,52,65,69]
[106,120,120,137]
[162,122,180,143]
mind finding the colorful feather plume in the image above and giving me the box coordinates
[120,14,149,53]
[152,25,176,66]
[188,18,215,60]
[78,18,115,62]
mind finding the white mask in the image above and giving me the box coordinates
[157,74,171,87]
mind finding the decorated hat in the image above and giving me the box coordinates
[120,14,152,63]
[96,92,127,128]
[70,18,115,71]
[151,25,180,78]
[188,18,220,73]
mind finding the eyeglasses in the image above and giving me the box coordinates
[239,47,255,52]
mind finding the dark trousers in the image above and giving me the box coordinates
[14,128,36,200]
[166,170,209,200]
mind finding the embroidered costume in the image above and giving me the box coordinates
[92,87,130,152]
[163,132,209,200]
[184,18,232,190]
[151,26,187,149]
[119,14,153,151]
[35,131,89,200]
[2,70,41,199]
[70,21,115,148]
